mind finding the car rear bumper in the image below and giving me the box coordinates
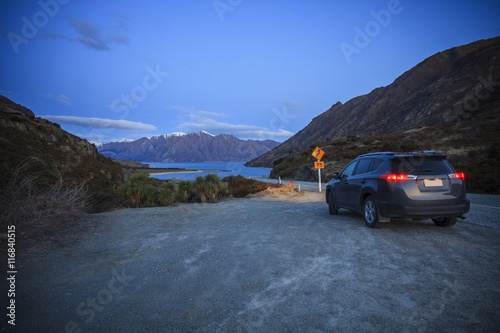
[378,199,470,219]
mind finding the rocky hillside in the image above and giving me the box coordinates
[247,37,500,168]
[0,95,35,117]
[0,96,132,214]
[99,131,279,162]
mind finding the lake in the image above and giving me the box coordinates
[145,162,272,181]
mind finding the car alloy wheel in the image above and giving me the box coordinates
[363,196,379,228]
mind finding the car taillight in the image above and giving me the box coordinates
[449,172,465,180]
[380,174,417,182]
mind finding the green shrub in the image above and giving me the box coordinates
[193,176,206,203]
[204,174,229,202]
[158,181,176,206]
[177,180,193,203]
[120,173,157,207]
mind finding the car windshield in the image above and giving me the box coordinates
[391,157,453,175]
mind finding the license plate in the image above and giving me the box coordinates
[424,179,443,187]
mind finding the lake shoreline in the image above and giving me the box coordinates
[138,162,271,181]
[140,168,231,176]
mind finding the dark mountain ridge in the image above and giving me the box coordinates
[98,132,280,162]
[247,37,500,168]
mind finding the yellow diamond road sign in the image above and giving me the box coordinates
[314,161,324,169]
[312,147,325,161]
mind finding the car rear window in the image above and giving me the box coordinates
[391,157,453,175]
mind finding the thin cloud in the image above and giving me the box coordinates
[197,110,229,118]
[73,131,154,145]
[67,17,110,50]
[281,100,303,108]
[243,129,295,138]
[40,93,72,106]
[45,15,131,51]
[179,118,265,132]
[173,104,294,139]
[177,118,294,139]
[168,105,228,118]
[41,115,157,131]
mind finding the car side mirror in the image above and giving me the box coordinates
[332,173,340,180]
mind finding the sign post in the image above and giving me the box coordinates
[312,147,325,193]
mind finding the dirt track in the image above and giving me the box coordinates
[4,192,500,332]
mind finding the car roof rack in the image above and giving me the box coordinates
[357,152,395,158]
[405,150,437,154]
[357,151,445,158]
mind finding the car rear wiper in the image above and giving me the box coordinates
[414,169,433,173]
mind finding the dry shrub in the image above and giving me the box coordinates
[266,181,296,193]
[0,158,88,227]
[222,175,276,197]
[251,181,299,196]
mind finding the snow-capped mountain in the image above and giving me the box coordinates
[98,131,280,162]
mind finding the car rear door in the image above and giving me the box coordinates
[334,160,358,208]
[391,156,466,205]
[346,158,373,210]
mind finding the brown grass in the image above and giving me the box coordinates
[0,158,88,227]
[249,181,301,197]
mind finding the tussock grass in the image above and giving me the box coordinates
[120,173,230,208]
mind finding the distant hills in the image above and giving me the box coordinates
[247,37,500,169]
[246,37,500,193]
[98,132,280,162]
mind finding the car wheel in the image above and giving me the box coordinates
[363,196,379,228]
[328,191,338,215]
[432,218,457,227]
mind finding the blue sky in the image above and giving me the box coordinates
[1,0,499,144]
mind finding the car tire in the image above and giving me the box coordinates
[432,218,457,227]
[363,196,379,228]
[328,191,338,215]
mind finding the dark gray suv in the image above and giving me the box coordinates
[325,151,470,228]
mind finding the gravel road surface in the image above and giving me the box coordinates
[3,191,500,332]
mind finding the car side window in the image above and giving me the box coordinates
[368,158,384,172]
[340,161,358,179]
[354,159,372,175]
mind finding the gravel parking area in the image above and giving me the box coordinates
[5,192,500,332]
